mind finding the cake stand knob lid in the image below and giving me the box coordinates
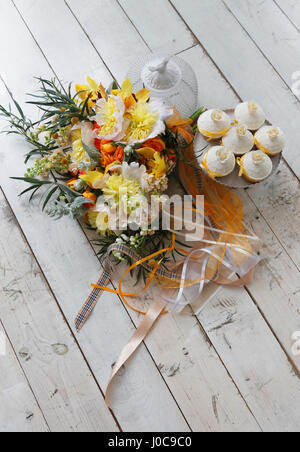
[141,55,181,91]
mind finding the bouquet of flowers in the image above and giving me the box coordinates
[0,76,204,275]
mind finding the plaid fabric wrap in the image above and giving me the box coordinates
[75,241,179,331]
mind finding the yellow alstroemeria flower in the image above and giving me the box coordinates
[111,78,135,109]
[76,76,105,108]
[148,152,167,179]
[80,171,104,189]
[111,78,150,110]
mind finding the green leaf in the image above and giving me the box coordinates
[12,98,25,120]
[42,186,59,211]
[11,176,53,185]
[58,183,82,198]
[29,186,41,202]
[18,184,41,197]
[82,141,100,163]
[106,80,119,95]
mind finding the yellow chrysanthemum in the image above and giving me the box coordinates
[102,174,141,200]
[125,103,158,143]
[79,171,104,188]
[124,98,173,144]
[148,152,167,179]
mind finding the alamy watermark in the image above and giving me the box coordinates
[96,193,205,241]
[292,71,300,97]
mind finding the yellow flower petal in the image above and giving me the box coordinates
[87,211,99,229]
[71,129,82,142]
[75,84,91,101]
[87,76,99,92]
[80,171,104,188]
[99,84,106,99]
[137,147,156,159]
[76,84,90,93]
[104,160,122,174]
[72,138,86,162]
[121,78,133,98]
[135,88,150,103]
[149,152,167,179]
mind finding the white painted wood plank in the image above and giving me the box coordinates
[118,0,196,54]
[171,0,300,178]
[251,163,300,271]
[14,0,300,431]
[83,227,260,432]
[198,285,300,432]
[15,0,266,431]
[63,0,300,428]
[11,0,112,87]
[0,322,49,432]
[0,0,189,431]
[10,0,260,432]
[0,189,118,432]
[66,0,151,81]
[224,0,300,100]
[239,185,300,372]
[181,45,300,431]
[275,0,300,30]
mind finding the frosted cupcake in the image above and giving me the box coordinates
[237,150,272,183]
[222,125,254,155]
[201,146,236,179]
[235,101,265,131]
[198,109,231,139]
[254,126,286,156]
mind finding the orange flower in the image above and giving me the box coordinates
[101,142,116,154]
[100,143,124,168]
[167,149,178,162]
[114,146,124,162]
[67,178,78,190]
[83,191,97,208]
[101,153,115,168]
[142,137,166,153]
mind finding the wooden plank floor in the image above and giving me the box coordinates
[0,0,300,432]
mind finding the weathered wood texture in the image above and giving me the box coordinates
[0,0,300,432]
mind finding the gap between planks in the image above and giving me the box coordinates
[0,186,122,432]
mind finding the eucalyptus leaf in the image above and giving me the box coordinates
[82,141,100,163]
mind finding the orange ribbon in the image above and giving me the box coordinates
[77,109,260,408]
